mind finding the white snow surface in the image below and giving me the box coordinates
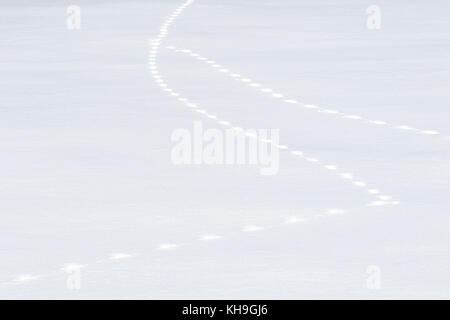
[1,0,449,299]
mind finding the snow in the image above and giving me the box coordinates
[1,0,449,299]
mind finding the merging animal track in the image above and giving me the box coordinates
[165,46,444,137]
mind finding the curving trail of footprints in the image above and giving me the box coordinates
[165,46,444,137]
[2,0,402,291]
[0,206,357,290]
[149,0,397,207]
[147,0,400,255]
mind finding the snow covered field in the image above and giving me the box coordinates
[1,0,449,299]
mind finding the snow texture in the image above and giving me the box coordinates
[1,0,449,299]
